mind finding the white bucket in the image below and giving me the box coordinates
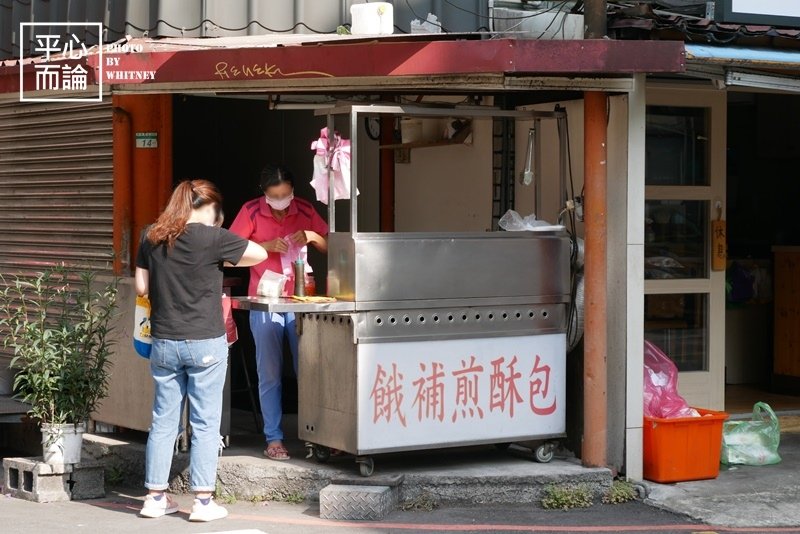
[400,118,423,144]
[42,422,86,465]
[350,2,394,35]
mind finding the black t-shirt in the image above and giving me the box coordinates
[135,223,248,340]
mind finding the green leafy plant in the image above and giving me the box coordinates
[246,490,306,504]
[0,266,119,426]
[283,491,306,505]
[399,492,440,512]
[215,482,237,505]
[602,480,638,504]
[540,483,593,510]
[105,464,126,486]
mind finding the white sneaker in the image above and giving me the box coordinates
[139,493,179,518]
[188,497,228,522]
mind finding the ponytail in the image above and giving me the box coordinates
[146,180,222,247]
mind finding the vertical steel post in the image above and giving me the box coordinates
[380,115,396,232]
[584,0,608,39]
[327,113,336,233]
[582,90,609,468]
[582,0,609,470]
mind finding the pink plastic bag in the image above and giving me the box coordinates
[310,127,354,205]
[643,340,699,419]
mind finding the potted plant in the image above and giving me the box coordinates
[0,266,118,465]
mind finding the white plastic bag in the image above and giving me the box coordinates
[256,270,288,298]
[498,209,561,232]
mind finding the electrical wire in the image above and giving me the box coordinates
[558,104,585,352]
[490,1,571,38]
[444,0,575,20]
[404,0,449,32]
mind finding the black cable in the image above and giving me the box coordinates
[445,0,573,20]
[560,104,582,350]
[491,1,571,36]
[124,19,337,35]
[533,1,570,39]
[404,0,449,32]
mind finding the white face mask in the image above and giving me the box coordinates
[266,193,293,211]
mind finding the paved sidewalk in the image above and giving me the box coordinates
[0,486,706,534]
[644,432,800,528]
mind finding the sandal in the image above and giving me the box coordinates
[264,443,290,461]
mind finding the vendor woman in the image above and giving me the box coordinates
[230,164,328,461]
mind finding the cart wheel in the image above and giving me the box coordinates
[494,442,511,451]
[314,445,332,463]
[534,443,555,463]
[356,456,375,477]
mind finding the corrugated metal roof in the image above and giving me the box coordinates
[686,44,800,68]
[608,3,800,46]
[0,0,491,60]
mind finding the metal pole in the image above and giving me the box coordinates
[584,0,607,39]
[557,116,568,219]
[380,116,395,232]
[582,90,608,468]
[350,110,359,235]
[533,118,542,218]
[327,113,336,233]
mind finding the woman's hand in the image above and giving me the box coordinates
[261,238,289,253]
[287,230,308,246]
[305,231,328,253]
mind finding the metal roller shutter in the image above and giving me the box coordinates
[0,98,113,392]
[0,99,114,274]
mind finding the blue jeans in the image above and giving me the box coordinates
[250,311,298,443]
[145,334,228,493]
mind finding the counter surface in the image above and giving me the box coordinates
[230,296,356,314]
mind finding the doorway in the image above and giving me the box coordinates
[171,94,330,416]
[726,91,800,413]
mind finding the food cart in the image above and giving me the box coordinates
[232,104,571,476]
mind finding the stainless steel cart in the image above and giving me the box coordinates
[234,104,572,476]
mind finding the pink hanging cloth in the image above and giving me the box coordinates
[310,127,356,205]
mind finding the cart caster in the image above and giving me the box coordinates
[494,442,511,451]
[534,442,556,463]
[356,456,375,477]
[314,445,332,463]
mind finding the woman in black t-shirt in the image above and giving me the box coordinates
[135,180,266,522]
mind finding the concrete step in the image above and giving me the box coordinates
[82,434,614,508]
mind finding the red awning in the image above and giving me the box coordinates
[0,35,685,96]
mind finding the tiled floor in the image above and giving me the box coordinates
[725,384,800,414]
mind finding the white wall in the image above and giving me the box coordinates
[516,94,636,475]
[394,117,493,232]
[514,100,585,231]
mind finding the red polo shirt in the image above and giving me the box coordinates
[229,196,329,296]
